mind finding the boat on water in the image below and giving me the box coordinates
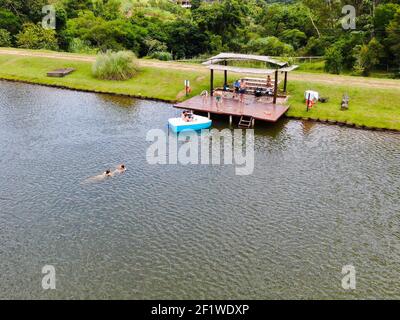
[168,115,212,133]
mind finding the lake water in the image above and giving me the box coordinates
[0,81,399,299]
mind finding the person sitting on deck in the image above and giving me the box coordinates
[266,75,273,88]
[239,80,246,103]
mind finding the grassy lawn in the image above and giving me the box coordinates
[295,60,325,73]
[0,54,215,102]
[0,51,399,130]
[286,81,400,130]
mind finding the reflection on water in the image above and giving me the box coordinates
[0,81,399,299]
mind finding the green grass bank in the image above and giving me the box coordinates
[0,54,212,102]
[0,49,399,131]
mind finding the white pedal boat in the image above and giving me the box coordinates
[168,115,212,133]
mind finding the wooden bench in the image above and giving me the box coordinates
[218,77,282,97]
[242,77,280,93]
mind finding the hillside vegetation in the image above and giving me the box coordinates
[0,0,399,76]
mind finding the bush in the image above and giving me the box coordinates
[351,64,365,76]
[68,38,97,54]
[149,51,173,61]
[352,38,384,76]
[0,28,11,47]
[301,36,334,57]
[16,23,59,50]
[246,37,294,56]
[324,46,343,74]
[280,29,307,50]
[392,66,400,79]
[92,50,139,80]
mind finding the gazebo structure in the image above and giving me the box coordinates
[174,53,298,127]
[203,53,298,103]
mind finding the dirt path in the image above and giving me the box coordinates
[290,72,400,89]
[1,48,399,89]
[0,49,206,72]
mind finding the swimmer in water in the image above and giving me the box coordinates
[114,164,126,174]
[82,169,113,184]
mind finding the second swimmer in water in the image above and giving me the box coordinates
[113,164,126,174]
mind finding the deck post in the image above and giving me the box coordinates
[229,115,232,127]
[273,70,279,104]
[208,112,210,119]
[224,60,228,88]
[283,71,288,93]
[210,69,214,96]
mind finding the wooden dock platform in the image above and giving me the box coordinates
[174,92,289,123]
[47,68,75,78]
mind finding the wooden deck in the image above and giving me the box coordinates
[174,92,289,122]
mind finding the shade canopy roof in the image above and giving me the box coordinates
[279,65,299,72]
[203,53,288,67]
[203,53,298,74]
[208,64,276,75]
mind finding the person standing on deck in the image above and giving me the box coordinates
[239,79,246,103]
[215,90,223,109]
[200,90,209,104]
[233,80,240,99]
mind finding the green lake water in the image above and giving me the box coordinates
[0,81,399,299]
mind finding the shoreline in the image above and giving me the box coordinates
[1,77,398,133]
[0,76,175,103]
[288,115,400,133]
[1,48,399,132]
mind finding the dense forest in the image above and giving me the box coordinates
[0,0,399,76]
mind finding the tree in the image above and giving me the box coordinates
[280,29,307,50]
[353,38,384,76]
[194,0,247,50]
[246,37,294,56]
[144,37,167,56]
[92,0,122,20]
[302,36,333,56]
[0,0,48,22]
[258,2,312,37]
[387,9,400,65]
[374,3,400,40]
[166,18,209,59]
[0,28,12,47]
[16,23,59,50]
[63,0,94,18]
[0,8,20,34]
[65,11,147,53]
